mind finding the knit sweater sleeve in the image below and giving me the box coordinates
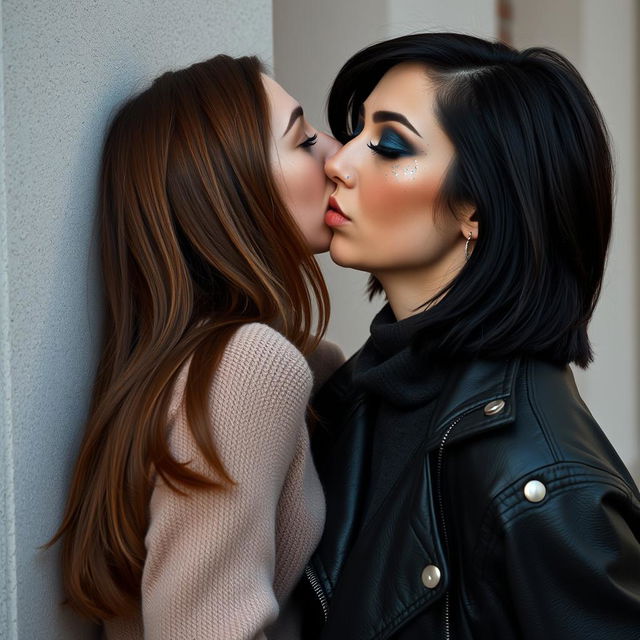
[140,323,314,640]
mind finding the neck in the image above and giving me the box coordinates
[375,260,464,321]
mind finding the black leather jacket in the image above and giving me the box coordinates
[301,355,640,639]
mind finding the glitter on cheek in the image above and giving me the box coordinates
[385,159,420,181]
[403,159,419,180]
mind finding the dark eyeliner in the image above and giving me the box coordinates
[368,127,415,159]
[300,133,318,148]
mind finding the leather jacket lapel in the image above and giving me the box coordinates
[311,447,448,639]
[309,357,521,639]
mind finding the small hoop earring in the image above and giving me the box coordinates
[464,232,473,261]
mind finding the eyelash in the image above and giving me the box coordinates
[300,133,318,148]
[367,142,403,159]
[351,122,413,160]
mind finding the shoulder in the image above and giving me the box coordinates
[470,358,627,476]
[306,338,346,393]
[517,359,633,480]
[226,322,309,368]
[474,359,640,513]
[218,323,313,399]
[448,358,638,519]
[213,325,313,476]
[170,323,313,417]
[168,324,314,478]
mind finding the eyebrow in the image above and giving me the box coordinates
[367,108,422,138]
[282,105,304,137]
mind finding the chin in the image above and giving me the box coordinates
[308,226,333,255]
[328,239,368,271]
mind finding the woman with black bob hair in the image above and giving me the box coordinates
[301,33,640,638]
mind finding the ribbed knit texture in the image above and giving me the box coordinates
[352,303,450,525]
[103,323,344,640]
[353,303,448,409]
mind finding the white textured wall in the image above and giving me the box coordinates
[0,2,272,638]
[511,0,639,479]
[274,0,497,356]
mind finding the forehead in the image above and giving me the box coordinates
[261,73,298,130]
[364,62,434,114]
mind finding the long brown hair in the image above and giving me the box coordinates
[48,54,329,621]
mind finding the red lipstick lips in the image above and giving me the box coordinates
[328,196,345,215]
[325,196,351,228]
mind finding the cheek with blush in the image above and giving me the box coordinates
[350,158,455,268]
[359,158,443,230]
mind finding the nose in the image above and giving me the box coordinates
[317,130,342,161]
[324,140,354,187]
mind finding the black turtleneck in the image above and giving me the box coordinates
[351,303,451,525]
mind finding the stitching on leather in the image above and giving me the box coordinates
[475,461,635,564]
[491,462,625,512]
[500,358,513,396]
[500,477,633,527]
[493,463,634,526]
[370,588,445,640]
[525,360,562,462]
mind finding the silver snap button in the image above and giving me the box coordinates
[484,399,505,416]
[524,480,547,503]
[421,564,441,589]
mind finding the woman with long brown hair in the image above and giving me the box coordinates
[48,54,343,639]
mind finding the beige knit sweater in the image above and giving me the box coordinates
[103,323,344,640]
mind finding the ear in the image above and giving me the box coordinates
[458,202,478,240]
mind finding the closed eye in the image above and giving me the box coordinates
[300,133,318,148]
[367,128,415,159]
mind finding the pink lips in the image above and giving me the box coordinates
[325,196,351,227]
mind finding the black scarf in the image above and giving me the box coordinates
[350,303,451,523]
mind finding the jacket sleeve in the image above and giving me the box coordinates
[140,324,314,640]
[498,468,640,640]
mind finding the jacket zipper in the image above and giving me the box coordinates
[436,415,464,640]
[305,564,329,622]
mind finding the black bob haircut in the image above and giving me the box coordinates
[328,33,612,368]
